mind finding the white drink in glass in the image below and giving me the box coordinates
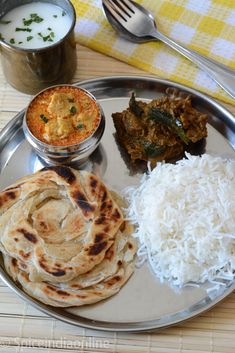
[0,2,72,49]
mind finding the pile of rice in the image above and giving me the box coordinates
[126,153,235,287]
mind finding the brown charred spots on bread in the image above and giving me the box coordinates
[11,258,17,267]
[100,199,113,212]
[119,221,126,232]
[104,225,110,233]
[71,190,96,216]
[112,209,121,220]
[41,166,76,184]
[106,275,122,286]
[47,285,70,297]
[18,228,38,244]
[0,190,18,207]
[90,176,98,189]
[19,250,31,260]
[104,248,114,261]
[99,185,108,202]
[94,233,105,243]
[50,269,67,277]
[88,241,108,256]
[94,216,107,225]
[128,242,133,249]
[39,258,66,277]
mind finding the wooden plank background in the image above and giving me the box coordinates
[0,44,234,353]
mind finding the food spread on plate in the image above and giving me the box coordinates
[0,166,136,307]
[26,86,101,146]
[0,2,72,49]
[112,89,208,164]
[0,85,234,312]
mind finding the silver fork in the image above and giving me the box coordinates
[102,0,235,99]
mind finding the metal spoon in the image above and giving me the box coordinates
[102,0,235,99]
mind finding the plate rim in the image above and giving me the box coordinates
[0,75,234,332]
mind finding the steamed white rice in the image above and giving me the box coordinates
[126,153,235,287]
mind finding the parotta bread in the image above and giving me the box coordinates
[4,223,136,307]
[0,166,136,307]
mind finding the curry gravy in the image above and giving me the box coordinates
[26,86,101,146]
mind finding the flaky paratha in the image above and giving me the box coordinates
[0,167,123,282]
[0,166,137,307]
[4,222,136,307]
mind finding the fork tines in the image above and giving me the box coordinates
[103,0,135,23]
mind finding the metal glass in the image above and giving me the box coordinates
[0,0,77,94]
[0,76,234,332]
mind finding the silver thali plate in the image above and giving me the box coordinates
[0,76,234,332]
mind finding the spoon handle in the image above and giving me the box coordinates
[151,30,235,99]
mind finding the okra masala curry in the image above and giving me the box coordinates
[26,86,101,146]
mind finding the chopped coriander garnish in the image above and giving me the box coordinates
[27,36,33,41]
[77,124,84,129]
[38,32,54,42]
[10,38,15,44]
[15,27,32,32]
[62,10,66,16]
[32,14,43,23]
[0,20,11,24]
[40,114,48,123]
[47,27,52,31]
[53,15,58,18]
[23,13,43,26]
[70,106,77,114]
[18,41,23,44]
[50,31,55,38]
[23,18,33,26]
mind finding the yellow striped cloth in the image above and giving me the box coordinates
[71,0,235,105]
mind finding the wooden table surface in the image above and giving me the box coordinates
[0,44,234,353]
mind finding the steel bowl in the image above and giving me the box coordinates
[23,85,105,165]
[0,0,77,94]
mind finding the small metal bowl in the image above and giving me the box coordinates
[23,85,105,165]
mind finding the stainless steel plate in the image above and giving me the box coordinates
[0,76,234,332]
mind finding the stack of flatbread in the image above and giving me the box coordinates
[0,166,136,307]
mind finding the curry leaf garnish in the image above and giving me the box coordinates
[70,106,77,114]
[143,141,166,157]
[0,20,11,24]
[15,27,32,32]
[129,92,144,117]
[76,124,84,129]
[148,108,189,144]
[40,114,48,123]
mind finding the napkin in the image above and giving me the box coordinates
[71,0,235,105]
